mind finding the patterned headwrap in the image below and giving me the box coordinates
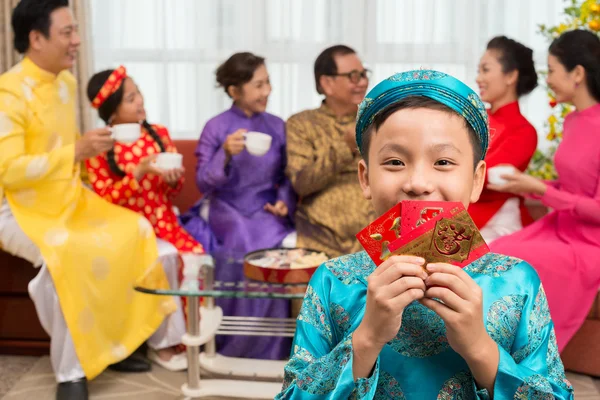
[91,65,127,109]
[356,69,489,159]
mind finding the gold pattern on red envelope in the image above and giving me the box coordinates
[433,218,473,258]
[388,207,489,267]
[356,205,402,265]
[401,200,447,234]
[417,207,443,227]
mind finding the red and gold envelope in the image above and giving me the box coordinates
[355,203,402,265]
[388,201,489,268]
[400,200,446,234]
[357,200,489,268]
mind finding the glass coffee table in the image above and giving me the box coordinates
[135,255,307,399]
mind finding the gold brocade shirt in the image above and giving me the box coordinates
[286,103,375,258]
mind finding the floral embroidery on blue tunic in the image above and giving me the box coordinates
[293,345,315,364]
[350,374,377,400]
[298,286,332,344]
[295,337,353,395]
[514,374,554,399]
[465,253,521,277]
[282,346,316,391]
[513,286,552,363]
[486,295,526,353]
[437,371,476,399]
[325,252,374,285]
[374,371,406,399]
[390,302,449,357]
[331,302,351,335]
[387,70,448,82]
[546,331,573,392]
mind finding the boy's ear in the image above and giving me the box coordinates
[358,159,372,200]
[470,160,486,204]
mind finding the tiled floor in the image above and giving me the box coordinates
[1,355,600,399]
[0,356,38,398]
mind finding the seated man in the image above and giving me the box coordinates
[0,1,185,399]
[286,45,376,259]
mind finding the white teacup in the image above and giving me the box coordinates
[244,132,272,156]
[488,165,517,185]
[155,152,183,171]
[111,123,141,143]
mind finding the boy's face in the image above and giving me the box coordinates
[358,107,486,216]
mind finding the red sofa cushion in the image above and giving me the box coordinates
[172,140,202,214]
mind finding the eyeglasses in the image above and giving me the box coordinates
[328,69,372,83]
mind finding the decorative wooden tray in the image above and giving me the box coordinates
[243,248,328,284]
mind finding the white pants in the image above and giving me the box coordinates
[480,198,523,244]
[0,201,185,382]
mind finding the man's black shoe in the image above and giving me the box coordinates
[108,354,151,373]
[56,378,88,400]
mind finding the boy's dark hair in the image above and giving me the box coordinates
[87,70,166,178]
[216,52,265,97]
[487,36,538,97]
[12,0,69,54]
[361,96,483,168]
[549,29,600,102]
[314,45,356,95]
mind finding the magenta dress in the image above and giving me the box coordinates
[491,103,600,351]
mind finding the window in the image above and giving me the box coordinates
[91,0,564,147]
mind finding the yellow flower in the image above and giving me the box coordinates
[548,115,558,125]
[556,23,569,33]
[546,132,556,141]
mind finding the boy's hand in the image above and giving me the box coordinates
[419,263,490,359]
[352,255,427,379]
[419,263,499,393]
[356,255,427,348]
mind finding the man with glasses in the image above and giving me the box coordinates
[286,45,375,258]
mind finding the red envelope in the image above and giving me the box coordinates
[388,202,489,268]
[356,202,402,265]
[401,200,447,234]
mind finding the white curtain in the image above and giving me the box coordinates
[90,0,565,145]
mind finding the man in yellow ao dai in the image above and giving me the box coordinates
[0,1,186,398]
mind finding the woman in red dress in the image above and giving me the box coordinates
[85,66,204,370]
[470,36,539,243]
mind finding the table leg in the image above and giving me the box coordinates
[203,262,217,358]
[182,295,202,397]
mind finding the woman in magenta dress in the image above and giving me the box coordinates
[490,30,600,351]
